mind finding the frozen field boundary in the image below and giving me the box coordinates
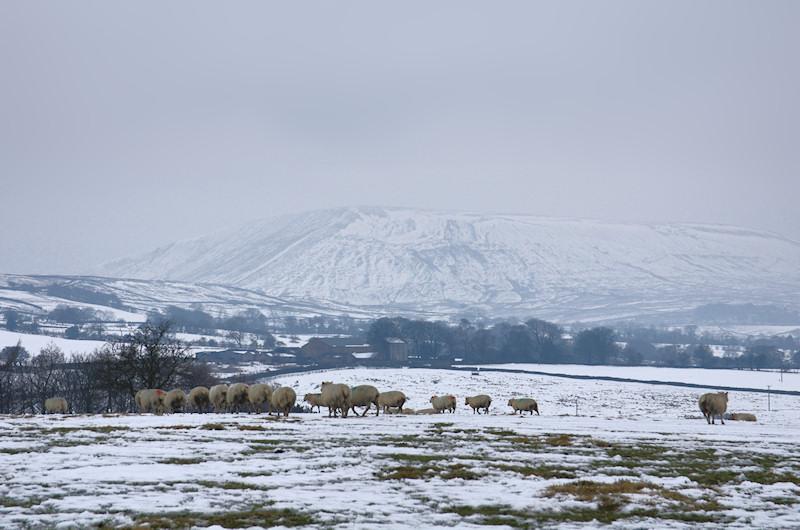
[450,366,800,396]
[260,364,800,396]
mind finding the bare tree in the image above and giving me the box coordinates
[0,341,24,413]
[99,320,193,408]
[26,343,66,413]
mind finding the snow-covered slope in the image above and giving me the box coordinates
[91,206,800,321]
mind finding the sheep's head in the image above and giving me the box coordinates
[430,395,438,403]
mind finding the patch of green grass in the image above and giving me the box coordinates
[379,465,429,480]
[157,457,204,465]
[1,447,34,454]
[201,423,226,430]
[493,463,577,479]
[42,425,130,435]
[508,435,541,446]
[766,496,800,506]
[195,480,271,491]
[0,496,44,508]
[242,444,296,455]
[381,453,449,464]
[440,464,482,480]
[237,471,273,478]
[448,499,727,526]
[377,460,481,481]
[604,443,666,461]
[248,438,290,445]
[378,434,440,447]
[237,425,267,431]
[47,439,95,448]
[126,505,318,528]
[485,428,517,437]
[545,479,652,501]
[543,434,573,446]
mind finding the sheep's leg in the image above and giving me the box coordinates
[360,405,369,417]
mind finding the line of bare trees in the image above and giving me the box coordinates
[0,321,217,414]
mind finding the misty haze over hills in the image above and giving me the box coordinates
[85,206,800,324]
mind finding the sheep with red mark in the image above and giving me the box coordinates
[430,395,456,413]
[141,389,167,414]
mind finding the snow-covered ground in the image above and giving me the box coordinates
[2,366,799,528]
[0,330,106,357]
[471,364,800,393]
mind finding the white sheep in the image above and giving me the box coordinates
[270,386,296,417]
[508,398,539,415]
[726,412,756,422]
[141,389,167,414]
[44,397,68,414]
[303,392,322,413]
[135,389,146,413]
[699,391,729,425]
[320,382,352,418]
[465,394,491,414]
[378,391,406,414]
[209,384,229,413]
[349,385,380,416]
[164,389,187,413]
[227,383,250,414]
[188,386,210,413]
[248,383,273,414]
[430,395,457,413]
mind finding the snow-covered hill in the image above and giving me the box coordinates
[90,206,800,322]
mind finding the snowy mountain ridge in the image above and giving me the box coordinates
[88,206,800,322]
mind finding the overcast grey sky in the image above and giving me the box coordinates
[2,1,799,275]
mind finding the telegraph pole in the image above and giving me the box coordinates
[767,385,771,411]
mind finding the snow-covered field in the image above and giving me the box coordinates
[473,364,800,393]
[2,366,800,528]
[0,330,106,357]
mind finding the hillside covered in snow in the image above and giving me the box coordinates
[90,206,800,323]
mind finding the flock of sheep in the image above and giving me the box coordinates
[42,381,539,418]
[132,383,298,417]
[42,385,740,425]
